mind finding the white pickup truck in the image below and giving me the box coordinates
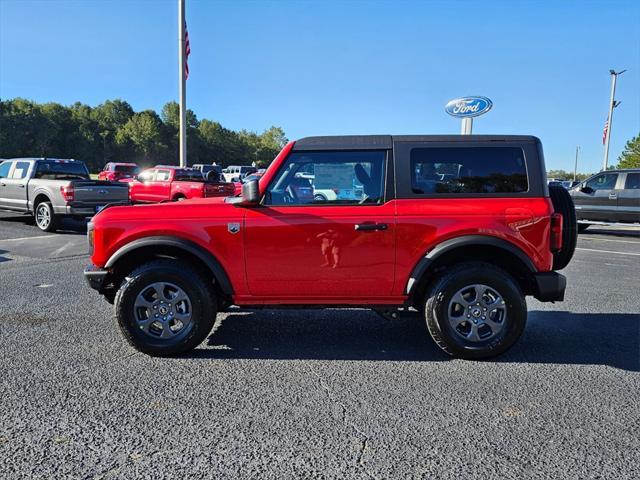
[0,158,130,232]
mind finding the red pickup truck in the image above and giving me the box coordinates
[129,166,235,203]
[98,162,140,182]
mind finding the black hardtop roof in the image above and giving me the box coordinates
[293,135,541,151]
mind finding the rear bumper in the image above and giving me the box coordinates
[533,271,566,302]
[84,264,109,291]
[54,201,130,216]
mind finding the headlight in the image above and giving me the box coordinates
[87,221,95,255]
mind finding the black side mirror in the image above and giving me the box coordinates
[241,179,260,205]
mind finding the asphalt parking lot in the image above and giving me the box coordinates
[0,211,638,479]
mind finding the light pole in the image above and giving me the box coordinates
[178,0,187,168]
[602,69,626,171]
[573,146,581,181]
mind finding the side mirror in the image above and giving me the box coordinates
[240,179,260,205]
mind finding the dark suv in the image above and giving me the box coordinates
[570,169,640,231]
[84,135,577,359]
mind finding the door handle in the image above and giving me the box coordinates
[609,193,617,199]
[355,223,388,231]
[18,184,25,188]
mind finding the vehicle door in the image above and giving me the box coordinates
[243,149,396,298]
[1,160,32,211]
[572,172,619,221]
[617,172,640,223]
[0,161,15,209]
[130,169,156,203]
[152,169,172,201]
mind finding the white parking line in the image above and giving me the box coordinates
[0,235,57,243]
[581,237,640,244]
[576,247,640,257]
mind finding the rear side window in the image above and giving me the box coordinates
[156,170,171,181]
[0,162,11,178]
[175,169,203,181]
[624,173,640,189]
[410,147,528,194]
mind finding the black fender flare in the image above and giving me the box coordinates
[105,235,233,295]
[405,235,537,295]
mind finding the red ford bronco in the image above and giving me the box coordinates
[84,135,576,359]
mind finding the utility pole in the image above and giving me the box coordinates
[178,0,187,167]
[602,69,625,171]
[573,146,580,181]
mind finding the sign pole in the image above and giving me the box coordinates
[461,118,473,135]
[573,146,580,181]
[178,0,187,168]
[602,69,625,171]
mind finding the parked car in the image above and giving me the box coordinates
[0,158,129,232]
[222,165,257,183]
[85,135,576,360]
[98,162,140,182]
[129,166,235,203]
[569,168,640,232]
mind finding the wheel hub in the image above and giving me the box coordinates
[133,282,192,340]
[448,284,507,342]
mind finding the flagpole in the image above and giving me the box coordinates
[602,69,625,171]
[178,0,187,168]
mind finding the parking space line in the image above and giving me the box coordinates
[0,235,57,243]
[576,247,640,257]
[581,237,640,244]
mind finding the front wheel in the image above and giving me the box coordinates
[424,262,527,360]
[114,259,217,356]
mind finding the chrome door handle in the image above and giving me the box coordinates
[609,193,617,199]
[355,223,388,231]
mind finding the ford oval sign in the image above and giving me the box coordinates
[445,96,493,118]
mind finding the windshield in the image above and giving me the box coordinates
[34,161,90,180]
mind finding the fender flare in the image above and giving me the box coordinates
[105,235,233,295]
[405,235,537,295]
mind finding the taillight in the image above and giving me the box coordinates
[550,213,563,252]
[87,221,95,255]
[60,185,75,202]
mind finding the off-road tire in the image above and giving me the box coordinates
[548,184,577,270]
[34,200,59,232]
[424,262,527,360]
[114,259,217,356]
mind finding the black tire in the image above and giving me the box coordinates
[173,195,186,202]
[578,223,589,233]
[424,262,527,360]
[114,259,217,356]
[34,200,59,232]
[548,185,577,270]
[314,194,327,202]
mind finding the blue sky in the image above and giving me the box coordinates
[1,0,638,173]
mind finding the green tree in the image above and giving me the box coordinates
[616,133,640,169]
[115,110,167,163]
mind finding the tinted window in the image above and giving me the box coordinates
[265,150,386,206]
[0,161,12,179]
[175,169,203,181]
[410,147,528,194]
[11,161,30,179]
[585,173,618,191]
[34,161,89,180]
[624,173,640,190]
[114,165,139,174]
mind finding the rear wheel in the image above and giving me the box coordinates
[114,259,217,356]
[34,201,59,232]
[424,262,527,360]
[549,185,577,270]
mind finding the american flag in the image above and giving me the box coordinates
[185,25,191,79]
[602,118,609,145]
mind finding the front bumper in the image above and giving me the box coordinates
[84,264,109,291]
[533,271,566,302]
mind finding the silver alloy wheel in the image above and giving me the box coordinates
[133,282,193,340]
[447,284,507,342]
[36,204,51,230]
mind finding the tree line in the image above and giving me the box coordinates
[0,98,288,172]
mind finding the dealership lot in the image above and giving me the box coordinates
[0,211,638,479]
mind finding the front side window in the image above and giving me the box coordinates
[11,161,30,179]
[410,147,528,194]
[0,162,12,179]
[265,150,386,206]
[586,173,618,191]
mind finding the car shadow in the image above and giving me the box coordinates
[0,214,87,235]
[0,248,10,263]
[186,309,639,371]
[582,227,640,238]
